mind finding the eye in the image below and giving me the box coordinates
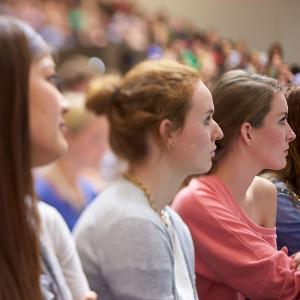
[204,114,212,125]
[47,74,60,88]
[279,116,287,125]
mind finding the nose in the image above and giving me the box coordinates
[60,94,70,115]
[286,122,296,143]
[212,119,223,141]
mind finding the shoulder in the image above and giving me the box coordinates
[38,201,65,227]
[251,176,277,197]
[76,215,174,279]
[173,176,214,207]
[38,202,73,247]
[75,199,170,261]
[249,176,277,227]
[173,175,233,219]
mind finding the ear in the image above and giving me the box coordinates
[159,119,177,149]
[240,122,253,146]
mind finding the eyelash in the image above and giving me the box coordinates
[279,117,287,125]
[204,115,212,125]
[47,75,60,88]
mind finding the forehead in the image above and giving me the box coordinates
[268,92,288,116]
[32,55,55,71]
[191,81,213,111]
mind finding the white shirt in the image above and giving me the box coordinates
[39,202,90,300]
[165,210,195,300]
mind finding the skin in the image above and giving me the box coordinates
[168,80,223,175]
[67,115,109,169]
[213,91,300,269]
[29,55,69,167]
[240,92,295,228]
[249,92,296,171]
[29,54,98,300]
[213,92,295,206]
[128,80,223,212]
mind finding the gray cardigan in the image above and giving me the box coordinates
[74,178,198,300]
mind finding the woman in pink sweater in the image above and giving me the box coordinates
[173,70,300,300]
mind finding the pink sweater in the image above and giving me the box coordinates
[173,175,300,300]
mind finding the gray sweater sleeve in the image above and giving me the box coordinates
[75,217,176,300]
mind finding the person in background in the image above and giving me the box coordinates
[173,70,300,300]
[35,98,109,230]
[0,15,96,300]
[84,74,129,181]
[74,59,223,299]
[263,85,300,255]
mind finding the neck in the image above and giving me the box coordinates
[212,150,261,204]
[56,157,82,186]
[126,158,184,212]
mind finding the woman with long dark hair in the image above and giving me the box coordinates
[0,16,96,300]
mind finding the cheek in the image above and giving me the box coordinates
[30,83,61,124]
[266,129,286,148]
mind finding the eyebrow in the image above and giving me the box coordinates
[278,112,288,117]
[205,109,214,114]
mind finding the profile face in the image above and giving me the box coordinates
[68,115,109,168]
[250,92,296,170]
[29,55,69,167]
[170,81,223,175]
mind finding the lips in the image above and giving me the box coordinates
[210,147,217,157]
[283,147,290,156]
[59,123,67,133]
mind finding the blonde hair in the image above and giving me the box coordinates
[61,91,97,136]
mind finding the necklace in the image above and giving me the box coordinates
[278,181,300,207]
[123,173,169,226]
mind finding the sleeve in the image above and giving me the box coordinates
[77,217,176,300]
[41,203,90,300]
[276,191,300,255]
[174,189,300,300]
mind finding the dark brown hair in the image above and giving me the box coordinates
[267,85,300,193]
[210,69,283,166]
[86,60,200,163]
[0,16,48,300]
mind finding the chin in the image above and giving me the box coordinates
[268,160,287,171]
[45,144,68,165]
[197,161,212,175]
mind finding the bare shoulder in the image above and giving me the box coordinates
[249,176,277,228]
[251,176,277,198]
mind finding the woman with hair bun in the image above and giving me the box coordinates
[74,59,223,299]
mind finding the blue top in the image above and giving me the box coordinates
[274,180,300,255]
[35,176,98,231]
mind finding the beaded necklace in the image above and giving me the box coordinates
[123,173,169,226]
[276,180,300,208]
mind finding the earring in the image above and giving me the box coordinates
[169,142,175,150]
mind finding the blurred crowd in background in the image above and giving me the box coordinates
[1,0,300,86]
[1,0,300,234]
